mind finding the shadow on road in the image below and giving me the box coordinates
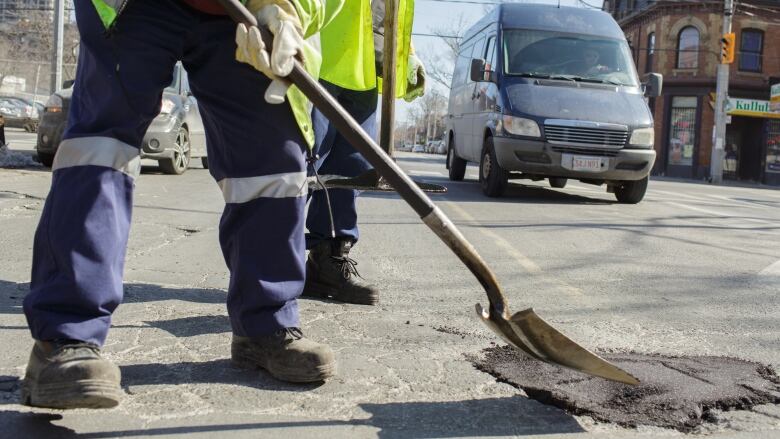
[119,358,324,393]
[361,174,614,206]
[0,395,584,437]
[0,281,230,318]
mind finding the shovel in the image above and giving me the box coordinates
[217,0,639,386]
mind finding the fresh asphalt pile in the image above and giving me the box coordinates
[473,346,780,432]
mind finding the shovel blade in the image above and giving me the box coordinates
[477,304,640,385]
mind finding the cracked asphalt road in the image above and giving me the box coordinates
[1,130,779,438]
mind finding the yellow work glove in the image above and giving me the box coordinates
[235,2,305,104]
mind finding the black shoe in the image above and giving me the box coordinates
[21,340,122,409]
[231,328,336,383]
[303,239,379,305]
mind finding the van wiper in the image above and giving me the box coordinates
[516,72,579,82]
[570,76,625,85]
[515,72,553,79]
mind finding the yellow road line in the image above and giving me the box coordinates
[441,200,583,297]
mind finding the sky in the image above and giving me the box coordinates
[396,0,606,123]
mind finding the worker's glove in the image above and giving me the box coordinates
[235,3,305,104]
[404,53,426,102]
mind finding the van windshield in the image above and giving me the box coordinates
[503,29,639,87]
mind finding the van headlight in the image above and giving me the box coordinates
[501,115,540,137]
[629,127,654,148]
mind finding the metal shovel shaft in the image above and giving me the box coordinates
[217,0,639,385]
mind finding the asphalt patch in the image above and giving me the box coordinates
[473,346,780,432]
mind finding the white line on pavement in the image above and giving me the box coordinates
[407,170,445,177]
[665,201,777,226]
[441,200,583,297]
[648,188,706,202]
[759,260,780,276]
[699,193,777,211]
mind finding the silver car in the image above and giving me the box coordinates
[36,63,207,174]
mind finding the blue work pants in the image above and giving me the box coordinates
[24,0,307,345]
[306,82,377,247]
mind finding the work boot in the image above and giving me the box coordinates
[303,239,379,305]
[21,340,122,409]
[231,328,336,383]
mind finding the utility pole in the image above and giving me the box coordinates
[379,0,398,157]
[710,0,734,184]
[32,64,42,108]
[50,0,65,93]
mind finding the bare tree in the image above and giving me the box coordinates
[411,88,447,142]
[419,13,471,90]
[0,7,79,97]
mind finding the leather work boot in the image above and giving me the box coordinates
[21,340,122,409]
[231,328,336,383]
[303,239,379,305]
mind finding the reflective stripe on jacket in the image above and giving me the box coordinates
[319,0,415,98]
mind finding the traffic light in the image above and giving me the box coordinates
[721,33,736,64]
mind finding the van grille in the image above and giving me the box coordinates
[544,124,628,148]
[551,146,620,157]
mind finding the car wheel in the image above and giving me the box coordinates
[480,137,508,197]
[159,126,191,175]
[37,152,54,167]
[447,138,466,181]
[614,176,648,204]
[549,177,567,188]
[201,156,209,169]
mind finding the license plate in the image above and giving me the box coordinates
[562,153,606,172]
[572,156,602,171]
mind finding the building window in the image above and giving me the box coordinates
[646,32,655,72]
[676,26,699,69]
[739,29,763,73]
[668,97,697,166]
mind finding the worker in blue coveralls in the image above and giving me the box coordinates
[21,0,342,410]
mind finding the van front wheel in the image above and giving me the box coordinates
[480,137,508,197]
[614,176,648,204]
[447,140,466,181]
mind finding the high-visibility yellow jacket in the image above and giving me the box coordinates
[88,0,344,147]
[319,0,417,100]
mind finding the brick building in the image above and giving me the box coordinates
[605,0,780,185]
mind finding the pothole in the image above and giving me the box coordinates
[472,346,780,432]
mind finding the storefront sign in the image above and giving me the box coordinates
[771,84,780,112]
[727,97,780,119]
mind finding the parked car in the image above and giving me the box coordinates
[0,96,37,131]
[445,4,661,203]
[412,144,425,153]
[36,63,206,174]
[435,140,447,155]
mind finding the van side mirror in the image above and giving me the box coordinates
[643,73,662,98]
[470,58,493,82]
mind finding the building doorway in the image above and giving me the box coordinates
[724,116,764,182]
